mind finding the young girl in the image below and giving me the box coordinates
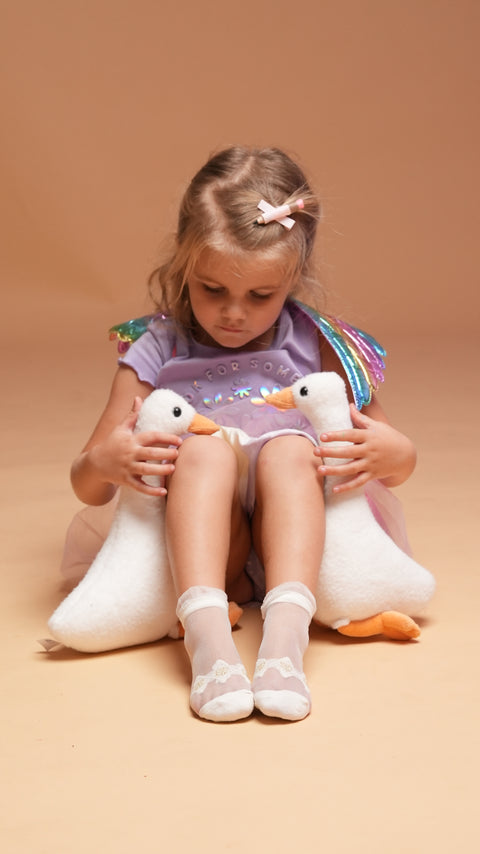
[71,146,416,723]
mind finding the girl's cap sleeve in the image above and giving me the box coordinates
[119,319,173,387]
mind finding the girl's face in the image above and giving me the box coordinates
[188,248,293,350]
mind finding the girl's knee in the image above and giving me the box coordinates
[175,434,238,475]
[256,435,318,477]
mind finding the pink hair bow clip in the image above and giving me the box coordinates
[256,198,304,229]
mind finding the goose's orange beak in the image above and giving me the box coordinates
[265,387,296,410]
[188,413,219,435]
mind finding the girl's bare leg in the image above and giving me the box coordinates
[252,435,324,592]
[166,435,254,722]
[251,436,324,720]
[165,435,251,595]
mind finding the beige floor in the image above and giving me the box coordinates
[2,316,479,854]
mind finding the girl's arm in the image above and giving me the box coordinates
[71,366,182,505]
[314,343,416,494]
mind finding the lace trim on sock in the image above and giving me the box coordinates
[192,659,250,696]
[254,657,309,690]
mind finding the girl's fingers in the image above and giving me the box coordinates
[136,431,183,448]
[129,477,168,496]
[318,460,364,477]
[122,409,139,432]
[349,404,373,428]
[319,429,365,445]
[134,445,180,463]
[134,460,176,478]
[315,444,362,459]
[120,396,145,431]
[331,472,370,494]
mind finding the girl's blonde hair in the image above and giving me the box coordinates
[148,146,323,329]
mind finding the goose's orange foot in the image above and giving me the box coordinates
[227,601,244,629]
[337,611,420,641]
[175,601,244,640]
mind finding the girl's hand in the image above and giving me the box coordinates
[313,404,416,494]
[88,397,183,497]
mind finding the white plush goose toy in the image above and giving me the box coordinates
[45,390,218,653]
[267,373,435,640]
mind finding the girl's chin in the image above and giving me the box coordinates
[217,329,250,345]
[193,322,275,351]
[216,325,276,351]
[201,328,252,349]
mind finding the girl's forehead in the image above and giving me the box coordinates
[194,247,291,281]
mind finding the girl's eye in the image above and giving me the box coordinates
[203,285,224,295]
[250,291,273,301]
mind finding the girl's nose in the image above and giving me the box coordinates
[223,298,246,321]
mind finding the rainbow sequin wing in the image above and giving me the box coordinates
[109,315,155,354]
[292,300,386,408]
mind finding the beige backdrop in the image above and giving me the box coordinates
[1,2,479,853]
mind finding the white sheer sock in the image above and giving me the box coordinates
[253,582,316,721]
[176,586,254,723]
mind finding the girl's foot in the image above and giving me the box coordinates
[253,582,316,721]
[176,586,254,722]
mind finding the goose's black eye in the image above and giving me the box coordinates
[173,406,182,417]
[299,386,309,397]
